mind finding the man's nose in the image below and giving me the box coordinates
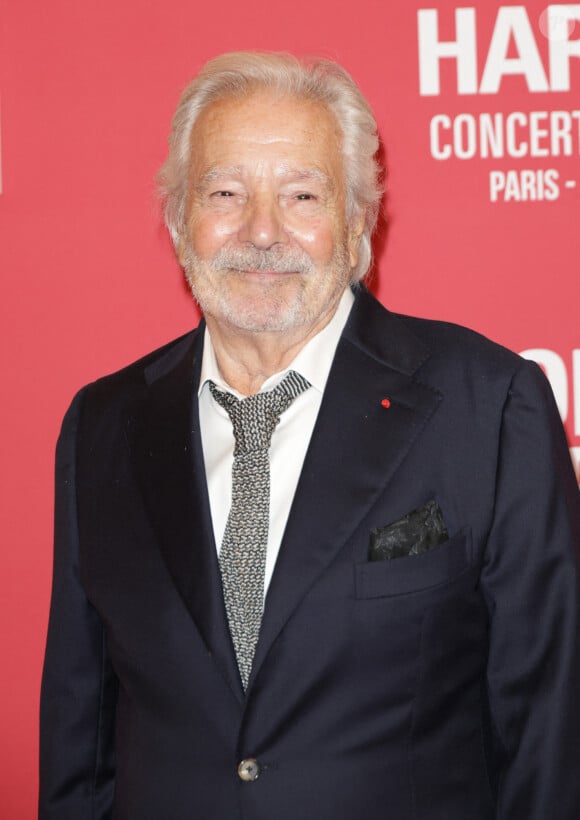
[238,195,285,249]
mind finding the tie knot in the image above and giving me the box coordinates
[209,371,310,455]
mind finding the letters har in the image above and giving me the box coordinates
[418,6,580,95]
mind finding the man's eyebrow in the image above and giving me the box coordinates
[278,166,336,190]
[280,167,329,182]
[197,166,245,186]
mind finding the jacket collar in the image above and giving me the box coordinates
[126,323,244,704]
[126,288,441,700]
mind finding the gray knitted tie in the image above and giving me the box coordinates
[209,370,310,690]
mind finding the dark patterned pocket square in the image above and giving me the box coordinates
[369,500,449,561]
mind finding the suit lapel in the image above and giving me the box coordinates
[125,328,243,703]
[123,290,442,700]
[250,289,442,688]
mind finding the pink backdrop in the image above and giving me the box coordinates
[1,1,579,815]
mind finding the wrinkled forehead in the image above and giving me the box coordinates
[187,89,345,186]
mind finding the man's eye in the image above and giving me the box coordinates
[295,193,316,201]
[212,190,235,197]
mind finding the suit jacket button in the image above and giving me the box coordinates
[237,758,260,782]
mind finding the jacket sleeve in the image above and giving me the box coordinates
[39,389,117,820]
[481,359,580,819]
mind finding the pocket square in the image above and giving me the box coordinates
[369,500,449,561]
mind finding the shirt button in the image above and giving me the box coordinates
[237,758,261,782]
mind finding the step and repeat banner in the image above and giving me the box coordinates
[1,1,578,815]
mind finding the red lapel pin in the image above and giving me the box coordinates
[381,398,391,409]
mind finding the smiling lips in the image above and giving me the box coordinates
[234,268,301,276]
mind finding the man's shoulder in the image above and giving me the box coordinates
[73,326,202,414]
[397,311,521,366]
[352,287,525,379]
[394,311,535,406]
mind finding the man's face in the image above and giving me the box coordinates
[179,90,363,335]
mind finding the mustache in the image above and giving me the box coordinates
[210,246,314,274]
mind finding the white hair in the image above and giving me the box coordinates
[158,51,383,281]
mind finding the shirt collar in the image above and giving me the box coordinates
[198,287,355,398]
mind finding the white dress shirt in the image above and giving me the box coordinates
[198,287,355,595]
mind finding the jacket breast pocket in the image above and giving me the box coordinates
[354,527,473,599]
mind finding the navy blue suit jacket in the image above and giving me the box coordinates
[40,288,580,819]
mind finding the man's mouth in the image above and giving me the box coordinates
[235,268,299,276]
[212,247,313,276]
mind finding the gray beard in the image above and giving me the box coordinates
[182,242,351,334]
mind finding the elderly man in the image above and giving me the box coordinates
[40,52,580,819]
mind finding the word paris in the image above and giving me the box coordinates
[418,6,580,96]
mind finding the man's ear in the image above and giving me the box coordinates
[347,212,366,270]
[175,235,187,269]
